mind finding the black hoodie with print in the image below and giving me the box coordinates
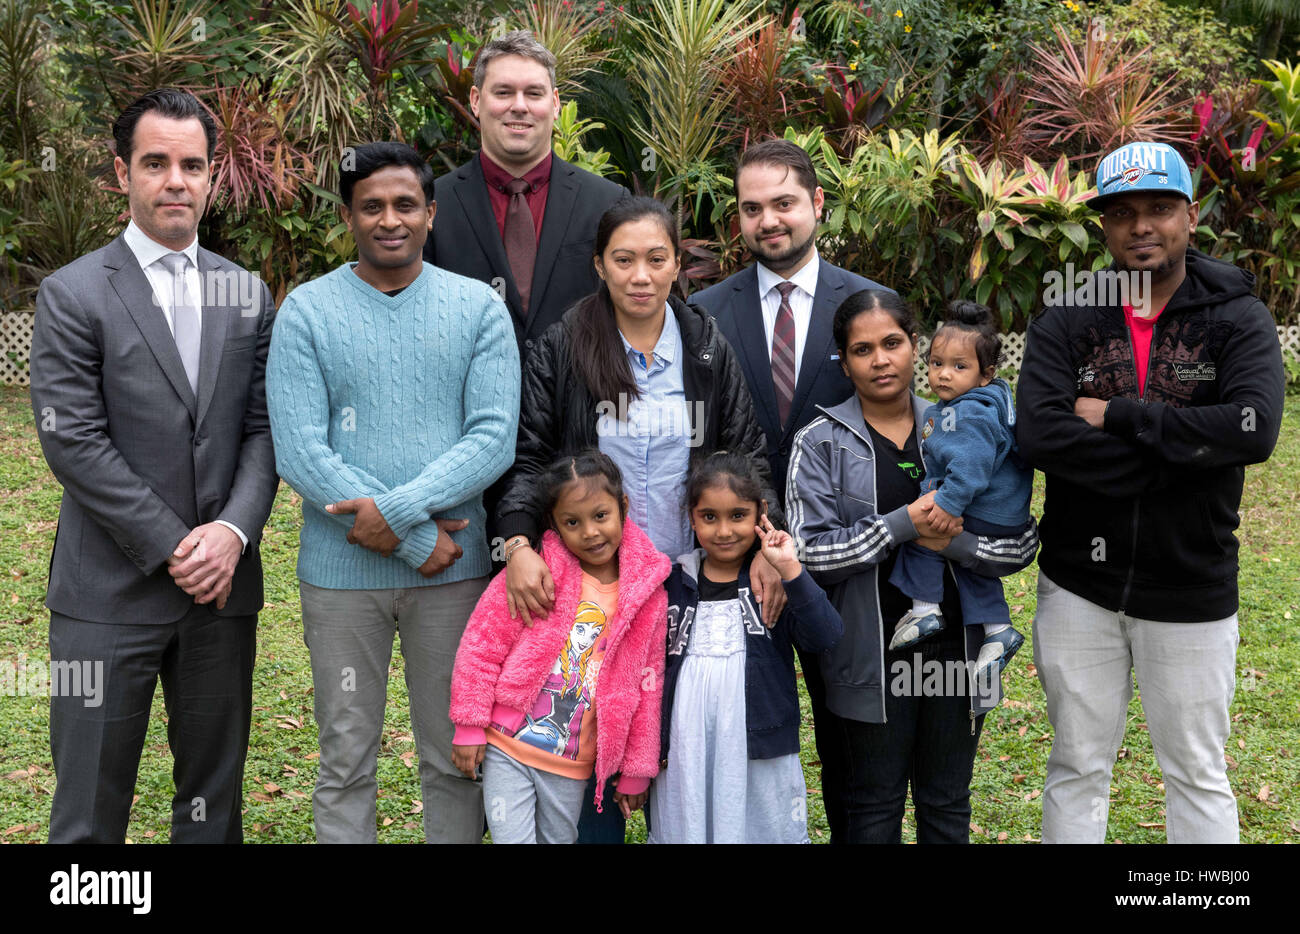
[1016,248,1285,622]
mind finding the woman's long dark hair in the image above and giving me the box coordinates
[570,197,681,407]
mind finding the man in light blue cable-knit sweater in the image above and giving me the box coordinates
[267,142,520,843]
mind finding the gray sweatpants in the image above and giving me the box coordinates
[1033,571,1240,844]
[482,745,589,844]
[300,577,488,844]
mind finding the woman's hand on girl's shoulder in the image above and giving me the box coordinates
[505,542,555,626]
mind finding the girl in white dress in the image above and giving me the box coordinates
[648,452,842,843]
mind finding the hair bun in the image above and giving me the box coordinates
[945,299,996,331]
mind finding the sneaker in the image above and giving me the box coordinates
[973,627,1025,682]
[888,609,945,650]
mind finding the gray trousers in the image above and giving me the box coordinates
[300,577,488,844]
[1033,572,1240,844]
[482,745,588,844]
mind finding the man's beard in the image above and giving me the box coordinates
[1114,245,1185,282]
[753,227,817,273]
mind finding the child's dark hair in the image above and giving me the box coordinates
[686,451,767,514]
[833,289,919,356]
[542,449,626,524]
[933,300,1001,373]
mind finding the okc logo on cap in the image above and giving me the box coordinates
[1120,165,1146,185]
[1087,141,1193,210]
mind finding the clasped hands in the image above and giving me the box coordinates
[326,497,467,578]
[907,490,962,552]
[167,522,242,609]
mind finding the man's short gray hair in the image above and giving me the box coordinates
[473,30,558,89]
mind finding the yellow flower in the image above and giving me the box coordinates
[904,24,912,32]
[894,9,902,16]
[849,62,857,71]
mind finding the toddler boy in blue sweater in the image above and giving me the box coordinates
[889,302,1033,680]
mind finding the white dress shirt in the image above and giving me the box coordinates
[756,251,820,386]
[123,220,203,336]
[122,221,247,550]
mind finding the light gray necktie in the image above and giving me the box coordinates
[160,252,200,394]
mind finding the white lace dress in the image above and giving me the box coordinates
[648,585,809,844]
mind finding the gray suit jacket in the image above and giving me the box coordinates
[29,233,280,624]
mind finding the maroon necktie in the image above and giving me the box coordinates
[504,177,536,315]
[771,281,797,426]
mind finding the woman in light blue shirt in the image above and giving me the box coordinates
[493,197,786,840]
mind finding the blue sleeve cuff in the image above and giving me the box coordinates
[394,520,441,570]
[374,489,425,541]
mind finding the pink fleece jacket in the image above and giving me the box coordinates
[449,519,670,805]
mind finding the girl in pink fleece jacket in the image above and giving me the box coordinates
[450,451,670,844]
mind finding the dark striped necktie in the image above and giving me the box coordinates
[771,280,797,426]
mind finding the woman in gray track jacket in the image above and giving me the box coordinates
[786,289,1039,844]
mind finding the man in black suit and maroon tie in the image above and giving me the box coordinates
[691,139,891,839]
[423,29,629,362]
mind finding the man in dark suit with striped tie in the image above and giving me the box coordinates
[692,139,891,501]
[691,139,891,838]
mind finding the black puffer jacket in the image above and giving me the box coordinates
[497,294,783,544]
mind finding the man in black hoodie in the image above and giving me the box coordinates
[1017,141,1284,843]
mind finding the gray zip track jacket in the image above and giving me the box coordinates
[786,393,1040,724]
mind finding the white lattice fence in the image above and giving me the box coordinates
[1,311,33,386]
[1,311,1297,389]
[913,331,1029,394]
[1281,326,1300,367]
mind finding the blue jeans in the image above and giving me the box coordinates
[889,515,1029,627]
[829,627,985,844]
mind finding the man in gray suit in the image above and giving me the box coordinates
[29,88,279,843]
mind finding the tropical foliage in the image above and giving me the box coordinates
[1,0,1298,325]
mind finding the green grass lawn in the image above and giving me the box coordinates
[1,383,1296,843]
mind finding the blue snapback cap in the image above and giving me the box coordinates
[1087,141,1194,211]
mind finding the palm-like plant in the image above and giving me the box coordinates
[108,0,231,107]
[263,0,365,192]
[336,0,442,138]
[0,0,47,162]
[718,17,812,147]
[808,125,961,299]
[206,84,315,216]
[1024,23,1188,162]
[511,0,611,97]
[623,0,766,223]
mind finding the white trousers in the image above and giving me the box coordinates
[1033,571,1240,844]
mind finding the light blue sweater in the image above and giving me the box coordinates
[267,262,520,589]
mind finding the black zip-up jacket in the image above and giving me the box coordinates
[1016,248,1284,622]
[497,294,783,543]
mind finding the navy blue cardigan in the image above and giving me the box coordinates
[661,550,843,761]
